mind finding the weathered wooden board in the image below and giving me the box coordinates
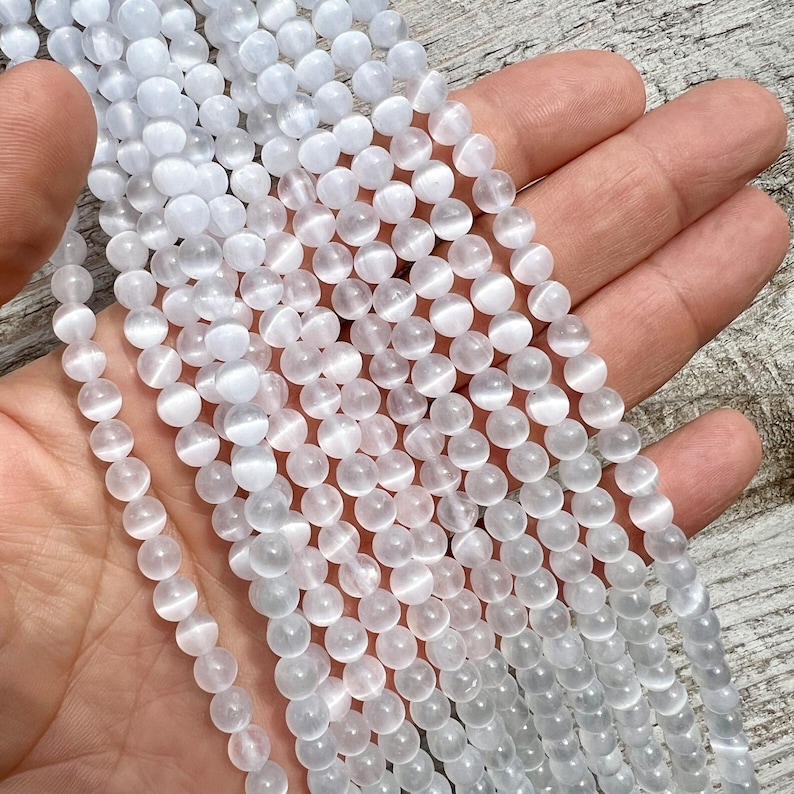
[0,0,791,788]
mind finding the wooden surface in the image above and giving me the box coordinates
[1,0,792,789]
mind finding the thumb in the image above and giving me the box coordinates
[0,60,96,306]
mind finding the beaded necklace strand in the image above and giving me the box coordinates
[0,0,758,790]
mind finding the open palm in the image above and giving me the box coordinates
[0,53,787,793]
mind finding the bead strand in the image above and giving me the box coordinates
[17,0,760,790]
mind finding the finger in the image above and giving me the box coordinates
[455,50,647,189]
[459,184,786,487]
[0,61,96,306]
[613,408,762,549]
[574,185,791,407]
[512,78,787,303]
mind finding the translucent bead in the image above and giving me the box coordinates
[341,146,394,197]
[266,612,312,660]
[123,306,169,349]
[549,543,594,584]
[211,498,253,543]
[542,419,587,462]
[524,384,568,426]
[137,534,181,581]
[123,495,167,542]
[564,352,608,393]
[309,174,356,219]
[228,724,271,772]
[644,524,688,563]
[51,265,92,306]
[334,112,374,155]
[468,368,512,411]
[527,281,570,324]
[143,118,189,159]
[520,477,564,520]
[175,422,220,467]
[355,588,398,635]
[323,616,368,664]
[61,340,107,382]
[329,711,369,763]
[463,464,507,507]
[411,354,457,398]
[245,761,288,794]
[579,387,625,429]
[604,552,647,591]
[615,455,659,497]
[430,198,473,240]
[484,500,530,545]
[163,194,211,238]
[169,32,208,73]
[429,294,474,337]
[546,315,590,360]
[450,528,493,569]
[156,382,202,427]
[248,572,299,617]
[210,686,253,733]
[407,596,452,640]
[598,422,642,463]
[338,553,381,598]
[536,511,579,553]
[411,160,454,204]
[470,272,515,315]
[375,625,418,671]
[371,95,414,137]
[301,582,344,628]
[174,611,219,657]
[193,647,238,694]
[372,524,413,568]
[300,482,344,526]
[480,407,527,450]
[405,69,448,113]
[558,452,602,493]
[336,202,381,247]
[629,492,675,533]
[425,629,466,670]
[370,180,414,225]
[153,574,198,621]
[445,236,490,280]
[35,0,71,30]
[293,48,334,94]
[451,133,495,178]
[391,218,436,261]
[352,59,392,104]
[207,191,245,237]
[275,13,314,58]
[104,454,150,503]
[345,740,388,786]
[76,378,121,423]
[340,379,381,419]
[137,76,182,120]
[586,523,630,563]
[286,693,330,741]
[427,100,471,146]
[113,271,157,313]
[195,460,238,505]
[505,441,549,484]
[298,130,341,176]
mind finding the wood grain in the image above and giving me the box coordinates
[1,0,791,788]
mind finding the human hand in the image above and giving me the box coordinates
[0,51,787,792]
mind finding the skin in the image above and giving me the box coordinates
[0,51,788,792]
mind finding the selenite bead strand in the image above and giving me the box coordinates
[40,1,753,789]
